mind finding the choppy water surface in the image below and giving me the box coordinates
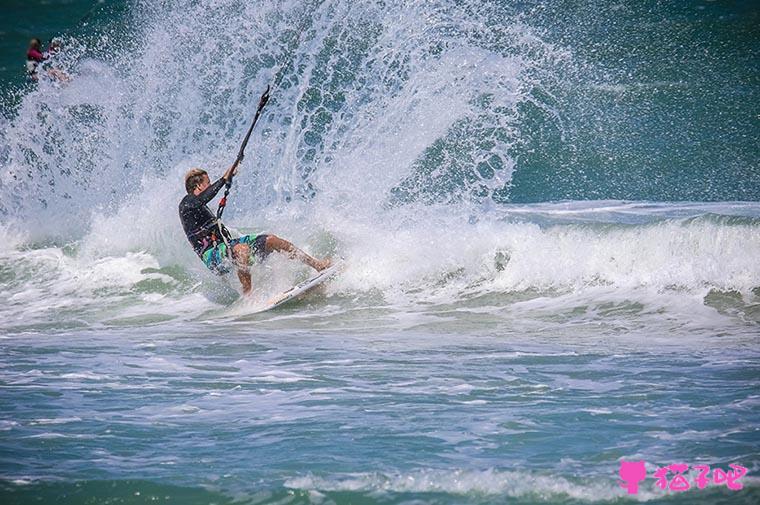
[2,202,759,504]
[2,321,759,504]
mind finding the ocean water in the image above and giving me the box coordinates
[1,1,759,504]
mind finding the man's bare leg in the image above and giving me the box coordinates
[236,268,252,294]
[265,235,331,271]
[232,243,252,295]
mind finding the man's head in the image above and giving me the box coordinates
[29,38,41,49]
[185,168,210,194]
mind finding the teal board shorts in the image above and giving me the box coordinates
[201,234,269,275]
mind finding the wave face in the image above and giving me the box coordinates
[0,1,759,331]
[1,203,760,335]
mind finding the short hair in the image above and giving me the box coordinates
[184,168,208,194]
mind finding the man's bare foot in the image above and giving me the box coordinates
[314,258,332,271]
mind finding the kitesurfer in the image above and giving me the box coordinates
[179,166,330,295]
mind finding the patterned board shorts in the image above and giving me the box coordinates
[201,234,269,275]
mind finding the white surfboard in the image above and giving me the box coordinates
[254,260,344,313]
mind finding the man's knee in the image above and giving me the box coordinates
[232,243,250,266]
[232,243,250,255]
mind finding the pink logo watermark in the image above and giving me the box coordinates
[619,461,747,494]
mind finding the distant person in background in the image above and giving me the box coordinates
[25,37,70,83]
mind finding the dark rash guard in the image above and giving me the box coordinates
[179,177,232,256]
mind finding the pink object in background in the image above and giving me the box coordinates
[619,460,647,494]
[619,461,747,495]
[693,465,711,489]
[653,463,690,491]
[726,464,748,490]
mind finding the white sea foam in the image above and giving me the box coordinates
[0,223,26,252]
[250,370,315,383]
[30,417,83,425]
[0,420,19,430]
[59,372,108,381]
[0,244,206,331]
[320,209,760,302]
[284,468,663,501]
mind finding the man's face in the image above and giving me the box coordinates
[195,174,210,194]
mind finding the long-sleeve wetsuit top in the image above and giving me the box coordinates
[179,177,232,256]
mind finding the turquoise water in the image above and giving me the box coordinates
[1,323,758,504]
[1,1,759,503]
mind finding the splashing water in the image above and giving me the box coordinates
[0,0,759,331]
[0,2,759,504]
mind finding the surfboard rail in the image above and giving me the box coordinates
[259,259,345,312]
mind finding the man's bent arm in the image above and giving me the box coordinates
[197,177,227,204]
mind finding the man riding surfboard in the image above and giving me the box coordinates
[179,165,330,295]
